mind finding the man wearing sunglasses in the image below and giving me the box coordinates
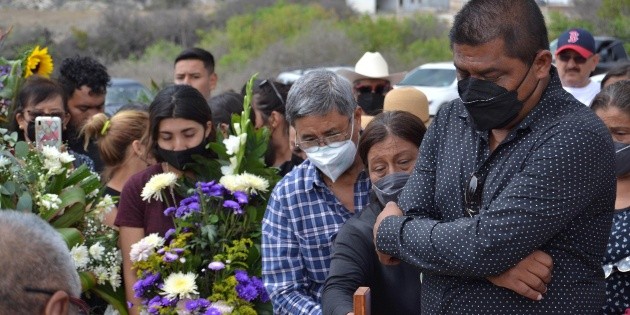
[338,52,405,126]
[555,28,601,105]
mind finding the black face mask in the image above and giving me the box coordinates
[457,62,535,131]
[26,120,37,142]
[372,172,410,206]
[615,142,630,177]
[157,138,210,171]
[357,93,385,116]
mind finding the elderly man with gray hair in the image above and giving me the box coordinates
[0,210,84,315]
[261,70,370,314]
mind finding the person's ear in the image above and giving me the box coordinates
[268,111,283,129]
[44,290,69,315]
[590,54,600,71]
[533,50,553,80]
[131,139,144,157]
[209,73,218,92]
[205,121,213,138]
[62,112,70,130]
[16,111,27,130]
[354,107,362,125]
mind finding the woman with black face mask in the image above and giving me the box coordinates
[591,80,630,315]
[115,84,215,315]
[322,110,426,315]
[11,75,95,171]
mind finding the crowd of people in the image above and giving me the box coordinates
[3,0,630,314]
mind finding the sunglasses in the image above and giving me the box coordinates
[464,173,483,217]
[24,287,90,315]
[557,53,588,64]
[259,79,285,106]
[354,83,391,95]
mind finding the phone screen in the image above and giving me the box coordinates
[35,116,63,150]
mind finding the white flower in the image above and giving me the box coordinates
[233,122,241,135]
[211,300,234,315]
[141,172,178,202]
[161,272,199,300]
[219,174,242,192]
[220,157,239,176]
[109,272,122,289]
[0,155,10,168]
[41,145,61,160]
[240,172,269,194]
[130,233,164,262]
[58,151,75,164]
[239,133,247,145]
[93,195,115,222]
[39,193,62,211]
[43,158,63,175]
[223,135,241,156]
[70,245,89,269]
[89,242,105,261]
[93,265,109,285]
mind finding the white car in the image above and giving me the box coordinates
[276,66,354,85]
[395,62,459,116]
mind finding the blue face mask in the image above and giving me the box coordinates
[372,172,410,206]
[615,142,630,177]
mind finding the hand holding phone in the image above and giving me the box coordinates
[35,116,63,150]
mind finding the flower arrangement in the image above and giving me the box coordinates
[130,76,277,314]
[0,130,127,312]
[0,27,54,126]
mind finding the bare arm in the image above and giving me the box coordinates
[119,226,145,315]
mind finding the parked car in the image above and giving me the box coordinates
[105,78,151,116]
[394,62,459,116]
[550,36,629,76]
[276,66,354,85]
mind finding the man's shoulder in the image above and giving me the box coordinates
[273,160,315,194]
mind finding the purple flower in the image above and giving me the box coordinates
[172,248,184,254]
[164,206,176,216]
[147,296,163,314]
[208,261,225,270]
[223,200,243,214]
[234,270,249,282]
[185,298,211,311]
[251,276,270,302]
[233,191,249,204]
[163,251,179,262]
[200,181,224,197]
[164,228,176,240]
[181,195,200,206]
[133,272,161,298]
[236,283,259,301]
[204,307,221,315]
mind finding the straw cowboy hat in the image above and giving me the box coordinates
[337,52,406,85]
[361,87,430,128]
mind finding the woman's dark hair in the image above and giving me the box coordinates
[209,91,243,127]
[591,80,630,116]
[148,84,214,161]
[251,79,290,129]
[9,75,68,134]
[601,63,630,89]
[358,111,427,167]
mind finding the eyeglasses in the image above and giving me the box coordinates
[464,173,483,217]
[25,110,66,120]
[24,287,90,315]
[354,83,391,95]
[259,79,285,106]
[557,53,588,64]
[296,119,354,152]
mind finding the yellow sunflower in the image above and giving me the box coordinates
[24,46,53,78]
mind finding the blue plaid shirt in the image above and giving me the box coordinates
[262,159,371,315]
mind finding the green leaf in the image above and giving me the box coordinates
[52,202,85,228]
[57,227,84,248]
[0,180,14,195]
[15,192,32,212]
[91,283,129,315]
[64,164,91,186]
[79,271,97,291]
[14,141,29,158]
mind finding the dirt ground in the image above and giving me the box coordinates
[0,8,102,40]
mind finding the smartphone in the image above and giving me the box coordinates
[35,116,63,150]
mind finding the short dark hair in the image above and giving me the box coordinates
[209,91,244,127]
[10,76,68,135]
[251,79,290,127]
[58,56,110,97]
[591,80,630,116]
[449,0,548,65]
[601,63,630,89]
[174,47,215,74]
[358,110,427,167]
[148,84,214,161]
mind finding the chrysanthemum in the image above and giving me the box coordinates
[141,172,178,202]
[89,242,105,261]
[161,272,199,300]
[219,174,242,192]
[70,245,89,269]
[240,172,269,194]
[24,46,53,78]
[130,234,164,262]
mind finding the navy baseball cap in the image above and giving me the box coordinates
[556,28,595,59]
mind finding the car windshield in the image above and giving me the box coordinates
[106,83,148,104]
[398,68,456,87]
